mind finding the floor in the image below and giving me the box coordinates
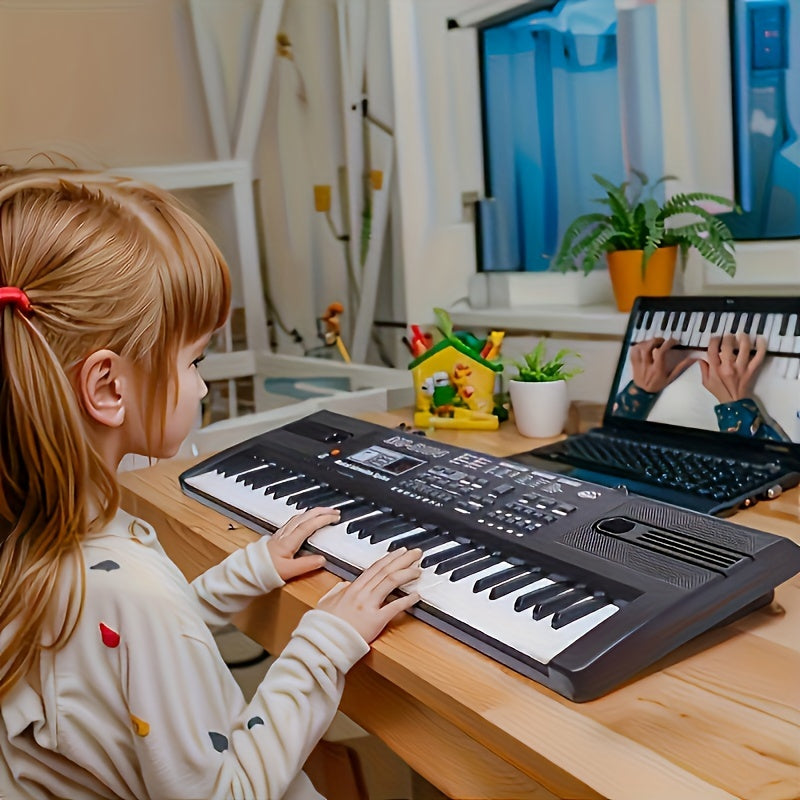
[215,626,447,800]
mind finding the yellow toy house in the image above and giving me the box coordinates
[409,338,504,430]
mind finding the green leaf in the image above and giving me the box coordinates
[433,307,453,339]
[506,339,582,382]
[553,171,738,279]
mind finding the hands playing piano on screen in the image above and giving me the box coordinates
[267,507,423,642]
[613,334,789,441]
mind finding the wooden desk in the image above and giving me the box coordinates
[119,410,800,800]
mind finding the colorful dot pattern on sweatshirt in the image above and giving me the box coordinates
[90,559,120,572]
[99,622,120,648]
[90,553,267,754]
[130,715,150,737]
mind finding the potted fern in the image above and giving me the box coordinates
[507,340,582,438]
[552,171,739,311]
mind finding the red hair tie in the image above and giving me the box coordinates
[0,287,32,315]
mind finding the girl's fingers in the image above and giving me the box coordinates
[280,553,327,579]
[377,592,421,620]
[276,507,340,542]
[359,548,421,592]
[363,561,423,595]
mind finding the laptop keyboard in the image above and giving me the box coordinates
[554,433,783,501]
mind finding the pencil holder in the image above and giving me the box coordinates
[409,339,504,430]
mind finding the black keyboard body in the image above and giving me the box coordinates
[180,411,800,702]
[541,430,789,504]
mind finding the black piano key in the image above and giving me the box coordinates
[634,310,645,329]
[795,315,800,336]
[532,588,587,621]
[757,313,768,334]
[270,476,313,499]
[420,542,470,568]
[449,554,502,582]
[255,471,297,492]
[239,464,286,488]
[680,312,691,332]
[347,511,388,535]
[357,515,407,540]
[217,450,268,478]
[488,569,542,599]
[336,501,374,523]
[742,312,754,334]
[285,483,328,507]
[369,520,418,544]
[551,596,610,629]
[388,531,447,552]
[514,581,567,612]
[473,565,527,594]
[433,549,484,575]
[250,467,296,491]
[698,311,710,333]
[730,311,743,333]
[293,487,342,510]
[669,312,681,332]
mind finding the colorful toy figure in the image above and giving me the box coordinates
[409,337,504,430]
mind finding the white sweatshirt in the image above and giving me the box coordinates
[0,509,369,800]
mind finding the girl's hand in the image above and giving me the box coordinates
[700,333,767,404]
[317,547,422,643]
[630,337,696,393]
[267,507,340,581]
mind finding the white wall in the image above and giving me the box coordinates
[2,0,797,385]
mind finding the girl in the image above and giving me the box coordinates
[0,166,422,799]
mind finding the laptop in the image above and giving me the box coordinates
[512,295,800,516]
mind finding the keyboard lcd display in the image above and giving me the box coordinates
[347,445,425,476]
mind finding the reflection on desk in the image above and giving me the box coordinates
[120,408,800,800]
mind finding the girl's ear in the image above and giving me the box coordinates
[77,349,128,428]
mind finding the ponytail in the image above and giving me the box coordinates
[0,166,230,699]
[0,303,118,698]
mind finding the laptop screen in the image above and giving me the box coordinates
[604,296,800,450]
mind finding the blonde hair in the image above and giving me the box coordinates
[0,166,231,699]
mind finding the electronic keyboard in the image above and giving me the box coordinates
[179,411,800,702]
[630,301,800,361]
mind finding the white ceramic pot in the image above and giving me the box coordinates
[508,379,568,439]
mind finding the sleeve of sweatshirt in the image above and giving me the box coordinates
[191,537,285,629]
[115,560,370,800]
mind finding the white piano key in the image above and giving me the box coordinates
[186,469,374,529]
[768,314,784,352]
[672,311,690,345]
[686,311,704,348]
[697,312,716,349]
[721,311,736,336]
[417,570,617,665]
[732,313,749,336]
[308,519,439,572]
[761,313,779,349]
[185,468,619,666]
[746,312,762,341]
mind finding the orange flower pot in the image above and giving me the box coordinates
[606,246,678,312]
